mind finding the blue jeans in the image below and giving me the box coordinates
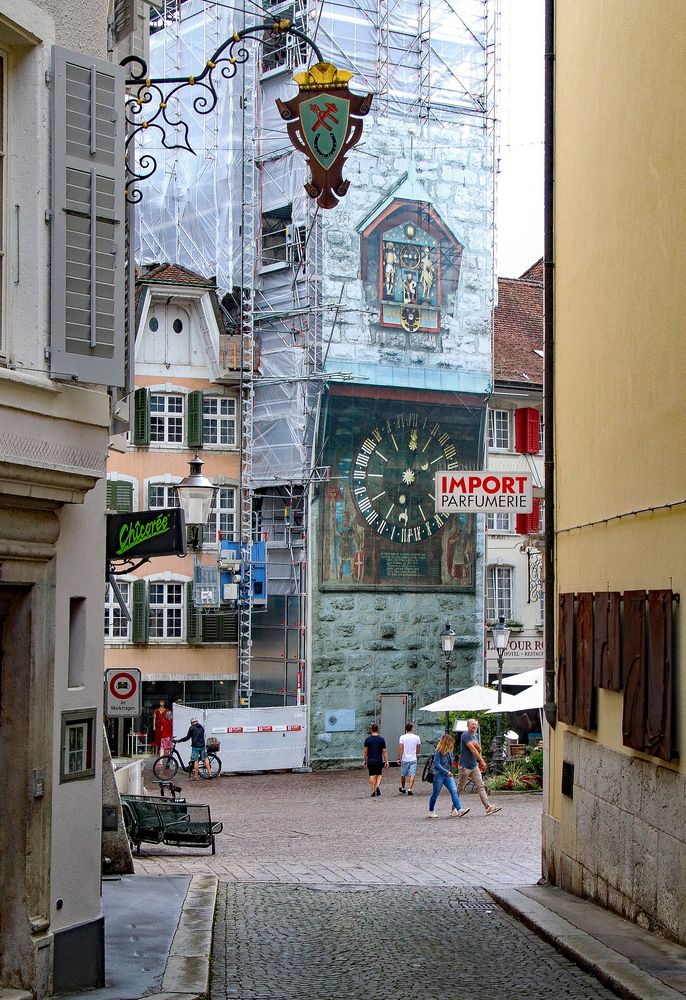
[429,773,463,812]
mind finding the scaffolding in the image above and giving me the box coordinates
[135,0,495,709]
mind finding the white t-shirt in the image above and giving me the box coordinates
[399,733,421,762]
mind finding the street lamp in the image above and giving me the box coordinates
[440,621,456,733]
[491,615,511,755]
[175,454,216,551]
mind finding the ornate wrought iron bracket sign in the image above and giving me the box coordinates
[527,546,542,604]
[276,63,373,209]
[121,21,369,208]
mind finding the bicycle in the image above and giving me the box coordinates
[152,739,222,781]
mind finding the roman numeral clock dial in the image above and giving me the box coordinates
[351,413,460,543]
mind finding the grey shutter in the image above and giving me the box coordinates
[111,0,136,45]
[131,579,148,644]
[187,582,201,645]
[187,391,203,448]
[50,47,126,386]
[133,387,150,445]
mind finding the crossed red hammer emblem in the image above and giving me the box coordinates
[309,101,339,132]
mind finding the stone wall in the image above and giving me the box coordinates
[309,503,485,767]
[543,732,686,944]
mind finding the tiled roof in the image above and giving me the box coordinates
[493,269,543,386]
[519,258,544,283]
[138,263,215,287]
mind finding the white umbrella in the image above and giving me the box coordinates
[420,684,519,713]
[486,679,544,713]
[501,666,544,688]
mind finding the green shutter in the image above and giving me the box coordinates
[115,481,133,512]
[106,480,115,511]
[133,387,150,445]
[187,390,203,448]
[201,611,238,644]
[186,582,201,645]
[131,579,148,644]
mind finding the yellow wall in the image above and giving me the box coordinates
[549,0,686,819]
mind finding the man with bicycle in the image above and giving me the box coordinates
[176,717,212,780]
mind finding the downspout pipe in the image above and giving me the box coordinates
[543,0,557,729]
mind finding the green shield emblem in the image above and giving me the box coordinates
[299,93,350,170]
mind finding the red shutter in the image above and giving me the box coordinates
[516,498,540,535]
[515,408,540,454]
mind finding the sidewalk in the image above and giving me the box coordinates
[490,884,686,1000]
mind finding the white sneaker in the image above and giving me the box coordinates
[428,811,439,818]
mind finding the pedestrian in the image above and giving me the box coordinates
[428,733,470,818]
[152,698,168,753]
[176,717,212,780]
[515,711,532,747]
[363,723,389,797]
[456,719,502,816]
[397,722,421,795]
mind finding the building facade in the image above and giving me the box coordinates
[544,0,686,942]
[485,262,544,686]
[105,264,242,752]
[0,0,128,992]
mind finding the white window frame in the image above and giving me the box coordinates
[486,512,512,533]
[148,579,184,642]
[487,565,513,622]
[205,486,238,547]
[150,392,184,446]
[203,396,237,448]
[147,482,180,511]
[488,409,511,451]
[104,578,133,642]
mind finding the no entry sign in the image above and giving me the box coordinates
[435,471,533,513]
[105,668,142,717]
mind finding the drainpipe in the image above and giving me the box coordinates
[543,0,557,729]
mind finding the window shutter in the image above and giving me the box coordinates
[187,391,204,448]
[201,612,238,644]
[131,579,148,644]
[515,408,540,454]
[111,0,136,45]
[106,480,115,511]
[116,481,133,512]
[50,48,126,386]
[133,387,150,445]
[515,513,529,535]
[187,582,201,645]
[516,498,541,536]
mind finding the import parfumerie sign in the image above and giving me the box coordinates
[106,508,187,560]
[434,471,533,513]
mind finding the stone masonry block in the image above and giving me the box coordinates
[640,762,685,837]
[655,830,683,938]
[632,816,658,919]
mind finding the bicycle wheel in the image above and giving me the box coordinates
[201,754,221,779]
[152,754,179,780]
[122,801,137,845]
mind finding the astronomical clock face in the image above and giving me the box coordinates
[351,411,460,544]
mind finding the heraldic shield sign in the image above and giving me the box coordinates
[277,63,372,209]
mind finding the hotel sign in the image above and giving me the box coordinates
[435,472,533,514]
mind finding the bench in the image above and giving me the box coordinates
[121,795,223,855]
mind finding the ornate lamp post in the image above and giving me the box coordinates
[491,616,511,755]
[440,621,456,733]
[175,454,216,551]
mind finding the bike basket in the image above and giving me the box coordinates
[206,738,220,754]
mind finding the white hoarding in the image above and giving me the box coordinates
[435,471,533,513]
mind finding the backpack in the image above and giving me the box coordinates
[421,753,435,783]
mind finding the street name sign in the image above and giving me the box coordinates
[435,471,533,513]
[105,668,141,717]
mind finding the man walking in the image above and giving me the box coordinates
[455,718,502,816]
[363,723,389,797]
[176,717,212,780]
[397,722,421,795]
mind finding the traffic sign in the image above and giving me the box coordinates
[105,668,142,717]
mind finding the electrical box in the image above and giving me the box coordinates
[223,583,239,601]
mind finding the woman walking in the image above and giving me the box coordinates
[429,733,470,818]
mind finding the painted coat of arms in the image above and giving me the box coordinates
[277,63,372,209]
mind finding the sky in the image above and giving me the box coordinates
[496,0,545,279]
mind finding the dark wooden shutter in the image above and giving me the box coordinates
[131,579,148,644]
[557,593,575,725]
[50,48,125,385]
[133,387,150,445]
[187,391,203,448]
[594,592,621,691]
[622,591,647,751]
[186,582,201,645]
[645,590,673,761]
[575,593,594,731]
[201,611,238,644]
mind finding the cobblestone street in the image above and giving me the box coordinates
[211,883,618,1000]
